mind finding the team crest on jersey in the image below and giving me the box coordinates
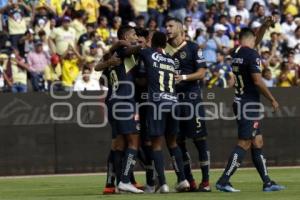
[180,51,187,59]
[174,58,180,69]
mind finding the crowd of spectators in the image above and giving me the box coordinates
[0,0,300,93]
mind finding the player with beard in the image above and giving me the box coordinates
[215,18,285,193]
[96,25,143,194]
[134,28,157,193]
[164,17,211,192]
[139,31,190,193]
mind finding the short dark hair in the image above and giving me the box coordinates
[117,25,135,40]
[89,31,97,39]
[165,17,183,25]
[235,15,242,19]
[270,32,278,37]
[135,28,149,38]
[75,10,86,18]
[219,14,227,21]
[151,31,167,49]
[83,66,91,72]
[136,15,145,21]
[99,16,107,22]
[239,27,255,40]
[262,67,271,75]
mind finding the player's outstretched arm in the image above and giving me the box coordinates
[251,73,279,111]
[109,40,131,54]
[123,45,143,57]
[94,54,121,71]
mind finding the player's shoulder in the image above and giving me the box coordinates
[140,47,153,54]
[186,41,199,51]
[233,46,259,59]
[241,46,259,57]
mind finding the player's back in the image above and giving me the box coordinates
[140,48,177,103]
[231,46,261,102]
[107,47,136,102]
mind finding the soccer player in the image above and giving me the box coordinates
[134,28,156,193]
[164,18,210,192]
[97,25,143,193]
[139,31,190,193]
[215,20,285,192]
[100,30,150,194]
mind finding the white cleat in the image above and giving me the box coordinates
[144,184,156,193]
[158,184,170,193]
[118,182,144,194]
[175,180,190,192]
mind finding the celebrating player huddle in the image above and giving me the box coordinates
[95,17,285,194]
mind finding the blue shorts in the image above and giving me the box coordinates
[107,100,138,139]
[147,102,179,137]
[233,100,262,140]
[178,98,208,139]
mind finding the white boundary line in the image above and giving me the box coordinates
[0,166,299,180]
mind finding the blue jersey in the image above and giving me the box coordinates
[165,41,207,98]
[107,47,137,103]
[139,48,177,103]
[231,46,261,102]
[134,55,148,103]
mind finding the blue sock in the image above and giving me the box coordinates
[121,148,137,184]
[219,145,246,184]
[106,150,115,187]
[113,150,124,184]
[169,147,186,182]
[152,150,166,186]
[251,148,271,184]
[194,139,210,183]
[130,172,136,184]
[143,145,155,186]
[178,142,194,182]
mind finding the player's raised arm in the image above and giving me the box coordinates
[255,16,275,48]
[251,73,279,111]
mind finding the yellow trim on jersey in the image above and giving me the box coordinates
[124,55,136,73]
[164,41,187,56]
[235,46,242,53]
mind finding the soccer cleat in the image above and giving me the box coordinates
[175,180,190,192]
[188,180,198,192]
[263,181,285,192]
[103,186,116,194]
[158,184,170,193]
[215,182,240,192]
[118,182,144,194]
[144,184,156,193]
[198,181,212,192]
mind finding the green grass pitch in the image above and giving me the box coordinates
[0,168,299,200]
